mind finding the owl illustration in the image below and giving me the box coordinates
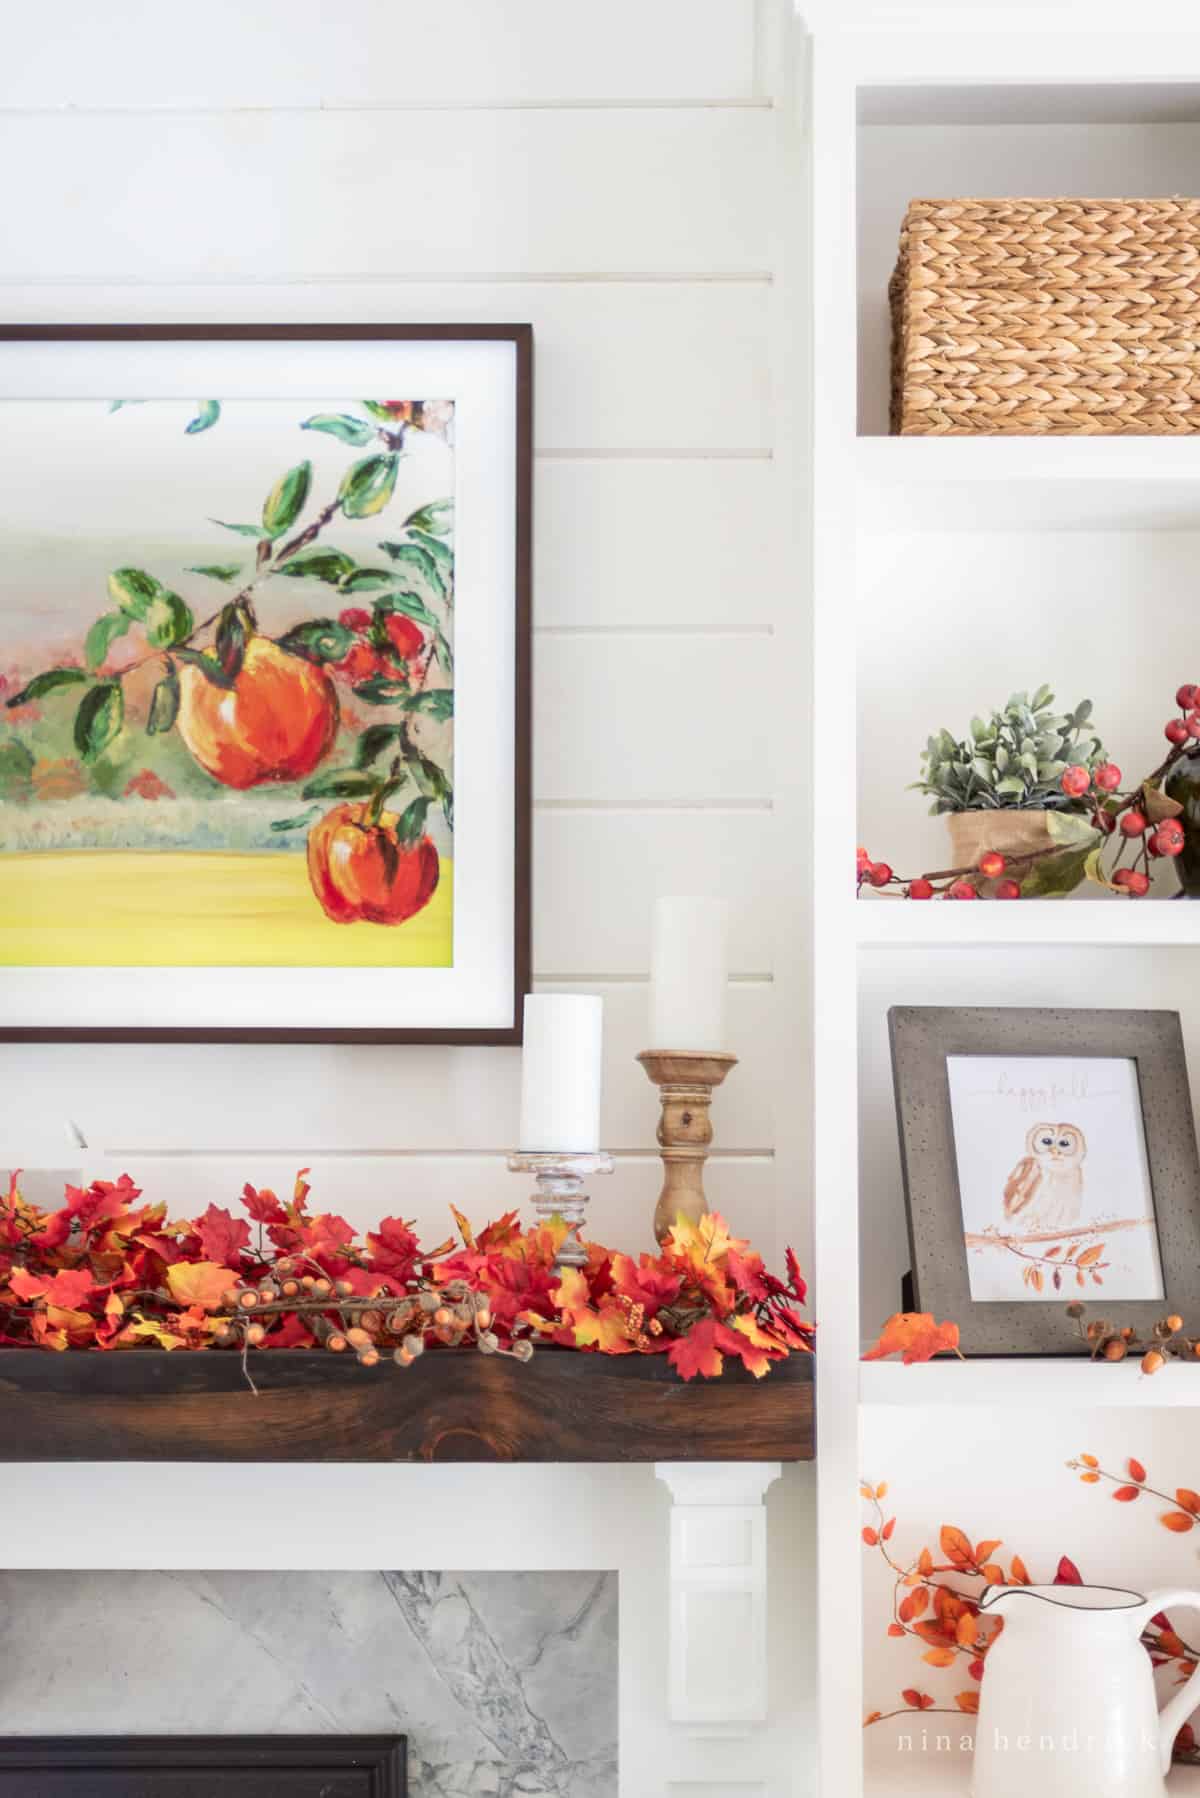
[1002,1122,1087,1231]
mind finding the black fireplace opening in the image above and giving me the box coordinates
[0,1735,406,1796]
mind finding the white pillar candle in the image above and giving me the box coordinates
[518,994,604,1153]
[649,896,730,1051]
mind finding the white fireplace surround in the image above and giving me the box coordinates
[2,1461,812,1797]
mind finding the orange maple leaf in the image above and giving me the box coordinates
[726,1312,783,1379]
[862,1312,961,1364]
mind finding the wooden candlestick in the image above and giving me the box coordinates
[637,1050,738,1244]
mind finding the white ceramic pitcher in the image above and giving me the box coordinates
[973,1583,1200,1798]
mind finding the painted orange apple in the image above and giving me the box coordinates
[307,801,440,926]
[177,636,339,790]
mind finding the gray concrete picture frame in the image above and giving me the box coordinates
[888,1006,1200,1356]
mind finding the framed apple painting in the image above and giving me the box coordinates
[0,325,531,1042]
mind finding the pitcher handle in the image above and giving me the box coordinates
[1144,1589,1200,1775]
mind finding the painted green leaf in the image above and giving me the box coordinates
[407,527,454,577]
[301,412,375,447]
[173,647,235,690]
[396,794,431,847]
[211,519,268,539]
[277,548,357,584]
[85,611,133,672]
[271,807,321,833]
[7,667,90,708]
[185,400,221,435]
[339,453,399,520]
[354,723,405,769]
[262,459,313,539]
[378,539,445,598]
[186,563,243,584]
[375,590,441,633]
[301,768,377,801]
[145,590,194,651]
[404,499,454,537]
[147,661,181,735]
[403,688,453,721]
[405,749,450,803]
[107,566,161,620]
[215,604,248,681]
[351,674,410,705]
[338,567,395,593]
[0,739,35,800]
[274,619,353,665]
[361,401,400,422]
[74,681,124,763]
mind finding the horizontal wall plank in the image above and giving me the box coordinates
[0,112,770,282]
[535,634,773,802]
[0,983,775,1155]
[533,809,775,975]
[0,284,771,454]
[326,1,761,108]
[77,1154,780,1264]
[0,1,759,110]
[535,459,776,630]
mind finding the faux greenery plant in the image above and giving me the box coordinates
[915,687,1108,814]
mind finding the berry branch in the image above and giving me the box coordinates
[859,680,1200,901]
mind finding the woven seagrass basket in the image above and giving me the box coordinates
[890,197,1200,435]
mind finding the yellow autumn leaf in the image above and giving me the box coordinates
[165,1260,236,1310]
[552,1266,591,1320]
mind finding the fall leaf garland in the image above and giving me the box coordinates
[863,1470,1200,1765]
[0,1171,813,1381]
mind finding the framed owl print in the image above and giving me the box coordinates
[889,1007,1200,1355]
[0,325,531,1043]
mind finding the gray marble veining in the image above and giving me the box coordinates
[0,1569,617,1798]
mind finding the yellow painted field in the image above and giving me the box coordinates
[0,851,453,967]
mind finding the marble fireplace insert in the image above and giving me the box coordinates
[0,1571,617,1798]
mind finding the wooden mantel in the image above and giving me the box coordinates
[0,1348,813,1463]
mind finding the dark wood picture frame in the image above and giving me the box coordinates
[0,1734,406,1795]
[889,1006,1200,1355]
[0,324,532,1045]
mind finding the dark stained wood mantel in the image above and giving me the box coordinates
[0,1348,813,1463]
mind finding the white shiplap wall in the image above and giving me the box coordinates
[1,6,814,1790]
[0,0,809,1279]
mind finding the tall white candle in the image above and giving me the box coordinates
[649,896,730,1051]
[518,994,604,1152]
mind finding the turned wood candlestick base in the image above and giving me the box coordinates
[637,1050,738,1244]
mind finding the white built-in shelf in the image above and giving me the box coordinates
[860,1359,1200,1409]
[864,1742,1200,1795]
[857,438,1200,534]
[856,898,1200,950]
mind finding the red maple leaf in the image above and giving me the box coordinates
[366,1216,420,1277]
[195,1203,250,1268]
[667,1316,746,1382]
[240,1183,287,1225]
[609,1252,682,1317]
[264,1313,315,1349]
[726,1246,770,1303]
[785,1246,808,1304]
[27,1208,71,1251]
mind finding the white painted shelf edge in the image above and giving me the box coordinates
[857,437,1200,534]
[860,1358,1200,1408]
[863,1740,1200,1794]
[856,898,1200,948]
